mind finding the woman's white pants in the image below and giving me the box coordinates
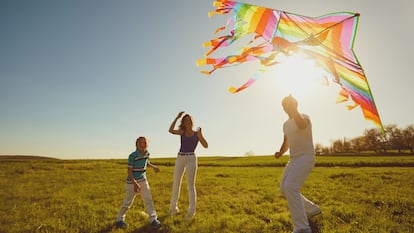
[169,154,198,215]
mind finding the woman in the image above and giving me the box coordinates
[168,111,208,219]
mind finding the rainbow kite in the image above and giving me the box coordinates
[197,0,383,130]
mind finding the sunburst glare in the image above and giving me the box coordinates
[271,52,328,99]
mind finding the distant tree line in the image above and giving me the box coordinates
[315,124,414,155]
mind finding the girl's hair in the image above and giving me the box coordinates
[136,136,147,147]
[179,114,193,132]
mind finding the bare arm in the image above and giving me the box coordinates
[292,111,310,130]
[274,135,289,159]
[127,167,141,192]
[196,128,208,148]
[147,161,160,173]
[169,111,184,135]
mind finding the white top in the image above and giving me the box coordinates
[283,114,315,157]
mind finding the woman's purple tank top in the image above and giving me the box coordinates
[179,133,199,153]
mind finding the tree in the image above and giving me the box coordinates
[401,125,414,153]
[385,124,403,152]
[332,139,344,153]
[245,150,255,156]
[343,137,352,152]
[319,124,414,155]
[350,136,366,154]
[363,128,384,152]
[315,143,323,155]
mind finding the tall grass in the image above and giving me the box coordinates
[0,156,413,233]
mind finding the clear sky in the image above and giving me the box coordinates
[1,0,413,159]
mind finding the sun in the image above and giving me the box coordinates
[271,52,328,99]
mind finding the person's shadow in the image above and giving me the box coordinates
[96,224,114,233]
[128,215,172,233]
[97,215,319,233]
[97,215,170,233]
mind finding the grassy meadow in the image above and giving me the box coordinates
[1,155,413,233]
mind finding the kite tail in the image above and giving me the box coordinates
[228,66,267,93]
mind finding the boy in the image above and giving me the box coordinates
[115,136,161,229]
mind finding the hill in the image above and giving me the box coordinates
[0,155,59,161]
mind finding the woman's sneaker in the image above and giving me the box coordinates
[169,208,180,216]
[185,213,195,220]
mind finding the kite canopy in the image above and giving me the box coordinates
[197,0,383,130]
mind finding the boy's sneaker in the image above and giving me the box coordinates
[115,221,128,229]
[151,219,161,229]
[307,206,321,219]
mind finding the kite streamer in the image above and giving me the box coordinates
[197,0,383,130]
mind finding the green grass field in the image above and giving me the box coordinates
[1,155,413,233]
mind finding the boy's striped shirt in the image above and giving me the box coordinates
[126,150,149,183]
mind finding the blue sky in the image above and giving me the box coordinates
[1,0,413,159]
